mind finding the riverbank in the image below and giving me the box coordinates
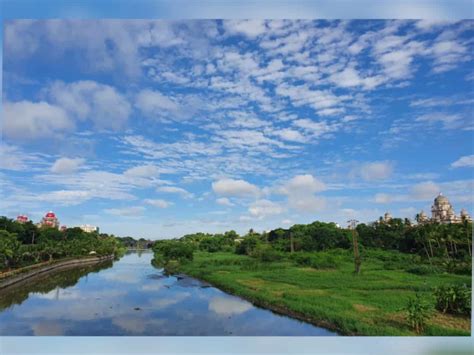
[0,255,115,290]
[175,251,471,336]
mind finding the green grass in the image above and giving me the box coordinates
[176,250,471,336]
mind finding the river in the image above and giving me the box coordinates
[0,251,336,336]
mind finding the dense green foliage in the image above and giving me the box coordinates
[405,293,433,334]
[434,284,471,316]
[152,240,194,262]
[0,216,125,272]
[357,218,472,261]
[175,251,470,336]
[150,216,472,335]
[115,236,154,249]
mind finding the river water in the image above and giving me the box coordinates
[0,251,336,336]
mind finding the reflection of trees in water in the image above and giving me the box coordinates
[0,261,113,311]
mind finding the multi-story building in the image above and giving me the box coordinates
[80,224,99,233]
[39,211,60,229]
[16,215,29,224]
[416,193,472,224]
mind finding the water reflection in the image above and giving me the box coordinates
[0,252,336,336]
[0,261,113,311]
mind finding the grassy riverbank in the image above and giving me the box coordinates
[176,251,471,336]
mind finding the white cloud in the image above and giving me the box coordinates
[278,174,327,213]
[216,197,234,207]
[104,206,145,217]
[35,190,91,206]
[248,199,284,219]
[212,178,260,197]
[0,143,40,171]
[411,181,440,200]
[293,119,339,139]
[374,193,392,204]
[51,157,85,174]
[223,20,267,39]
[157,186,194,199]
[47,80,131,130]
[416,112,463,129]
[135,89,180,119]
[354,161,394,181]
[124,164,160,178]
[144,199,172,208]
[451,155,474,168]
[271,128,306,142]
[208,296,252,316]
[279,174,326,195]
[3,100,74,140]
[290,194,327,213]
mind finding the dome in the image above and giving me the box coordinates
[461,209,469,217]
[434,193,449,204]
[45,211,56,218]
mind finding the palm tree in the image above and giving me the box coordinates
[462,219,472,257]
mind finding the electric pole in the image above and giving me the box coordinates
[348,219,361,274]
[289,230,294,253]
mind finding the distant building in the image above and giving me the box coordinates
[16,215,29,224]
[80,224,99,233]
[60,225,68,232]
[417,210,429,224]
[417,193,471,224]
[39,211,60,229]
[383,212,392,223]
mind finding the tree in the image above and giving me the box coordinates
[348,220,361,274]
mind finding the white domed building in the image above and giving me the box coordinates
[417,193,472,224]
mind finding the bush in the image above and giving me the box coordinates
[250,244,282,262]
[290,253,312,266]
[154,240,194,262]
[310,255,338,269]
[235,236,260,255]
[405,293,432,334]
[163,260,181,275]
[434,284,471,316]
[446,261,472,275]
[406,264,441,275]
[290,252,340,269]
[199,237,222,252]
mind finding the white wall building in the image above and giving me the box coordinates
[80,224,99,233]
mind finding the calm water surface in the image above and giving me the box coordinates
[0,251,336,336]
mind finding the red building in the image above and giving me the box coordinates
[16,215,29,223]
[39,211,60,229]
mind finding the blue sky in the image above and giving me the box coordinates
[1,19,473,239]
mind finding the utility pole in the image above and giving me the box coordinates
[289,231,294,253]
[348,219,361,274]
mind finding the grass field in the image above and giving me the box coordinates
[176,250,471,336]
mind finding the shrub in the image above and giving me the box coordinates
[199,237,222,252]
[154,240,194,262]
[310,255,338,269]
[290,253,312,266]
[163,260,181,275]
[434,284,471,316]
[250,244,282,262]
[383,261,401,270]
[406,264,441,275]
[235,236,260,255]
[405,293,432,334]
[446,261,472,275]
[290,252,340,269]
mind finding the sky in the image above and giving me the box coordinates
[1,19,474,239]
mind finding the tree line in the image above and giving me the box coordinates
[152,218,472,275]
[0,216,126,271]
